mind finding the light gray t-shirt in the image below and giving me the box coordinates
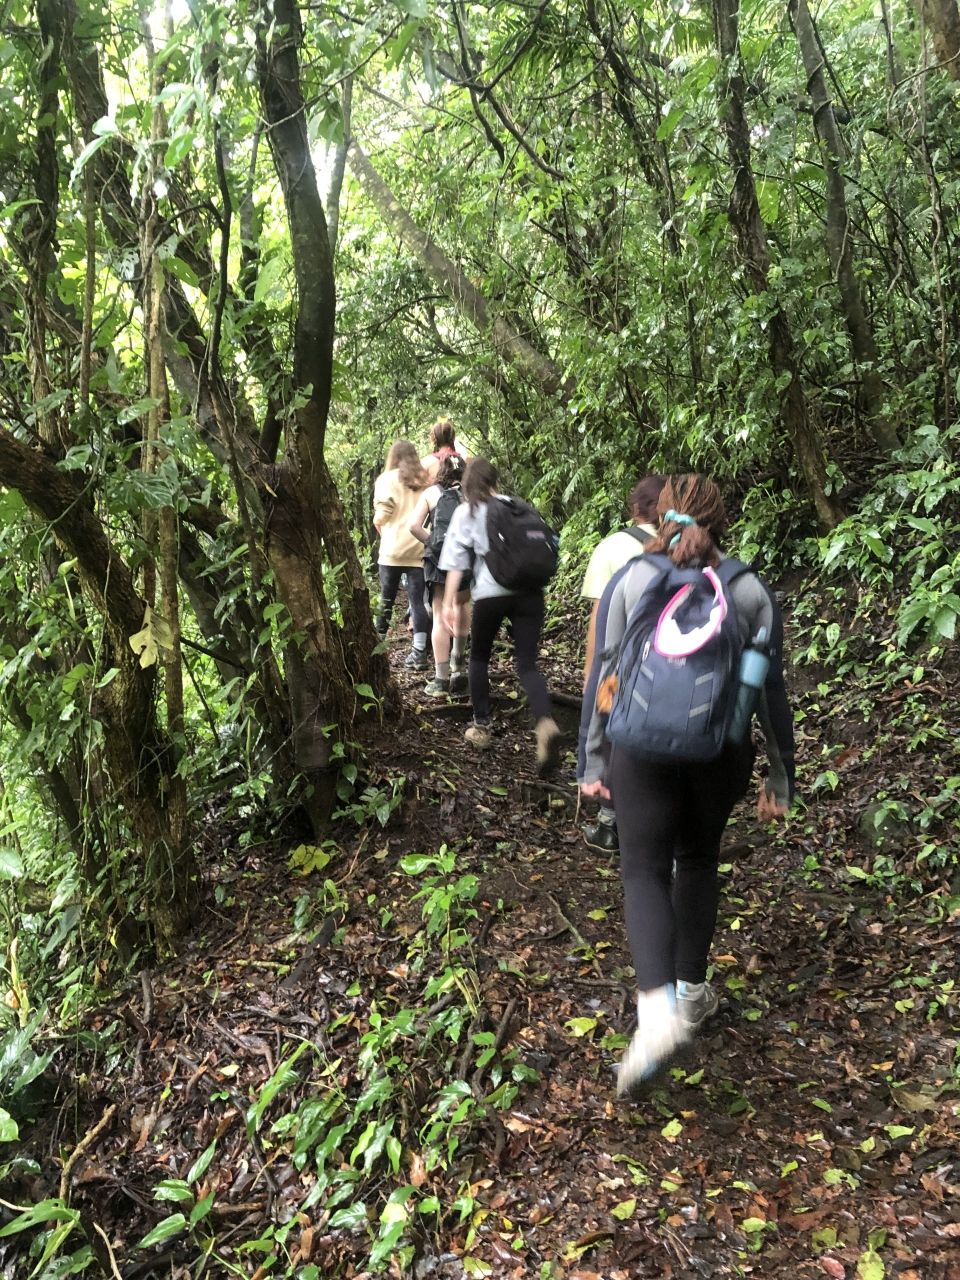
[438,496,515,600]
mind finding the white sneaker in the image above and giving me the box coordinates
[676,980,720,1031]
[617,985,690,1097]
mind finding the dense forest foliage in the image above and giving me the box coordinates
[1,0,960,1273]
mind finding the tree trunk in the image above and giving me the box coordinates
[0,429,197,946]
[257,0,390,827]
[916,0,960,75]
[349,143,572,402]
[712,0,843,529]
[789,0,900,452]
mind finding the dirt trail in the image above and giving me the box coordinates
[4,629,959,1279]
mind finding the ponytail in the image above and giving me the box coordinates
[645,474,728,568]
[463,457,498,514]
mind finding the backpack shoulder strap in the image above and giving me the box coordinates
[714,557,751,587]
[638,551,674,576]
[625,525,653,545]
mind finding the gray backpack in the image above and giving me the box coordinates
[603,554,750,762]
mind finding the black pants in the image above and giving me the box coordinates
[470,592,552,722]
[378,564,430,635]
[610,742,754,991]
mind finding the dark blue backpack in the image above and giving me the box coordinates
[603,554,751,763]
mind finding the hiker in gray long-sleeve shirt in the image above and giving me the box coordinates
[578,473,795,1097]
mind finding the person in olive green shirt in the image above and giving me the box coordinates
[580,475,665,853]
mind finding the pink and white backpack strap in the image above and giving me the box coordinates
[653,567,728,658]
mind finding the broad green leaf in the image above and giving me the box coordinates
[0,848,24,881]
[153,1179,193,1203]
[0,1199,76,1237]
[189,1191,216,1225]
[564,1017,598,1037]
[610,1197,636,1220]
[164,128,195,169]
[857,1250,885,1280]
[136,1213,187,1248]
[254,254,286,303]
[656,103,686,141]
[186,1140,216,1185]
[0,1107,18,1142]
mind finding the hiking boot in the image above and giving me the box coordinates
[449,671,469,697]
[374,613,389,638]
[583,820,619,854]
[535,717,562,776]
[465,721,493,750]
[403,647,430,671]
[676,980,720,1031]
[617,986,690,1098]
[424,677,450,698]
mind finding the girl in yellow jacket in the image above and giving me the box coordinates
[373,441,431,669]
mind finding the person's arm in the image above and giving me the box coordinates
[373,474,394,536]
[439,507,473,633]
[578,570,630,791]
[580,541,609,685]
[749,580,795,816]
[409,492,432,545]
[583,600,600,690]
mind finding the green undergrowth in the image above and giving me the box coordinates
[0,844,535,1278]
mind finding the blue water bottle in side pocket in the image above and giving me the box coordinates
[727,627,769,745]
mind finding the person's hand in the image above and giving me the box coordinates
[580,779,611,801]
[757,787,788,822]
[441,603,458,635]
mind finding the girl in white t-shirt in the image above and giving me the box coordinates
[409,454,470,696]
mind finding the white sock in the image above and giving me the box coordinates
[677,980,704,999]
[413,632,428,652]
[637,984,677,1026]
[436,661,451,680]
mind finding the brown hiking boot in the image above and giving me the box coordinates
[465,721,493,749]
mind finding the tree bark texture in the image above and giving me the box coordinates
[916,0,960,75]
[788,0,900,453]
[257,0,391,826]
[712,0,843,529]
[0,429,197,945]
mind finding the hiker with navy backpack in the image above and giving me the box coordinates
[579,474,794,1096]
[438,458,562,775]
[580,474,666,854]
[409,453,471,697]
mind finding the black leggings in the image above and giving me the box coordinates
[469,592,552,722]
[378,564,430,635]
[610,743,754,991]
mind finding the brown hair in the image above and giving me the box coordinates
[437,453,465,490]
[462,457,498,513]
[645,473,728,568]
[430,417,456,452]
[386,439,429,491]
[629,474,666,524]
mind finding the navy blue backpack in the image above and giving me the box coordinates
[602,554,751,763]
